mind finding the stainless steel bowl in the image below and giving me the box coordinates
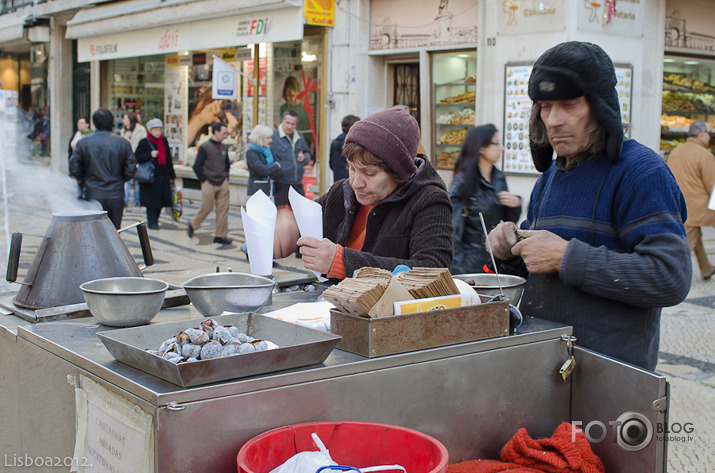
[452,273,527,306]
[183,272,276,317]
[80,277,169,327]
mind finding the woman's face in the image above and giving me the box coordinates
[480,132,503,164]
[349,160,398,206]
[284,88,300,105]
[262,136,272,147]
[149,127,163,139]
[122,115,130,129]
[77,118,89,131]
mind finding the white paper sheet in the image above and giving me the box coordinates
[241,190,277,276]
[262,300,335,331]
[289,187,327,281]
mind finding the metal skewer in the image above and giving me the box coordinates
[479,212,504,298]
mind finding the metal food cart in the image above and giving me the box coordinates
[0,292,668,473]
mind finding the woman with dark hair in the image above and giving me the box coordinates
[278,75,312,148]
[121,112,147,206]
[135,118,176,229]
[449,124,521,274]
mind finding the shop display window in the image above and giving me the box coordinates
[432,50,476,169]
[106,55,165,132]
[661,55,715,156]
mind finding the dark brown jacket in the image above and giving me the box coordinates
[318,156,453,277]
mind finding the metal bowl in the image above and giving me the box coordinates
[182,272,276,317]
[452,273,527,306]
[80,277,169,327]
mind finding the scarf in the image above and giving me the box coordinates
[147,134,167,166]
[250,143,274,165]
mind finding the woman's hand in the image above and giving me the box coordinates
[151,150,159,158]
[297,237,337,274]
[498,191,521,208]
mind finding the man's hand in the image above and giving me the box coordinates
[297,236,337,274]
[297,151,306,163]
[511,230,568,274]
[488,222,519,261]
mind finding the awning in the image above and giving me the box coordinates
[0,11,26,46]
[67,0,305,62]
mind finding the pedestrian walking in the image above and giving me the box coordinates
[67,115,92,199]
[270,110,311,207]
[120,112,147,206]
[667,120,715,280]
[449,124,521,274]
[69,108,136,229]
[187,122,232,245]
[487,41,691,370]
[135,118,176,230]
[330,115,360,182]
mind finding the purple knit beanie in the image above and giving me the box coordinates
[345,108,419,180]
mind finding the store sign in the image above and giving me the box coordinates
[577,0,645,37]
[221,48,237,61]
[212,56,238,100]
[165,54,179,67]
[76,8,303,62]
[305,0,334,27]
[497,0,565,35]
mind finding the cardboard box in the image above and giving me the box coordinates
[330,300,509,358]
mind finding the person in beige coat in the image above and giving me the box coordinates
[668,120,715,280]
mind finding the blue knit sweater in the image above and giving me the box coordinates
[508,140,691,370]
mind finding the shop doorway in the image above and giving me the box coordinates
[72,41,91,122]
[393,63,420,126]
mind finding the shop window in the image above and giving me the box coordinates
[106,55,165,132]
[432,50,476,169]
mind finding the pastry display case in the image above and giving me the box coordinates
[661,56,715,156]
[432,50,476,169]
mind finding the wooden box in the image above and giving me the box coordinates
[330,300,509,358]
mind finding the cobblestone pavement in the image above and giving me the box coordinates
[1,158,713,471]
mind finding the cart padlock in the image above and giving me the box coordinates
[559,334,577,382]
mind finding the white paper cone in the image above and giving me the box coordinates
[242,190,277,276]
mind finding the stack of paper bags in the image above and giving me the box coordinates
[323,266,461,318]
[241,190,276,276]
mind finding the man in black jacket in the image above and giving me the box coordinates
[70,108,136,229]
[188,122,232,245]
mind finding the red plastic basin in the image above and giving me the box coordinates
[237,421,449,473]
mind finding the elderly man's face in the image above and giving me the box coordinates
[538,96,593,161]
[282,115,298,135]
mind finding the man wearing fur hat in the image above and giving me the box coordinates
[285,108,453,278]
[488,41,691,370]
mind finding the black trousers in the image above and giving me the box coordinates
[146,207,162,228]
[97,198,125,229]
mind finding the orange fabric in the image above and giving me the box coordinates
[448,423,604,473]
[345,205,373,250]
[500,423,605,473]
[447,459,541,473]
[327,244,345,279]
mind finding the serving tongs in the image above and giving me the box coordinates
[479,213,523,333]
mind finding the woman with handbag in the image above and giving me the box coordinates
[448,124,522,274]
[246,124,282,199]
[135,118,176,229]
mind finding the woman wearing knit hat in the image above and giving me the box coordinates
[449,124,521,275]
[135,118,176,229]
[285,108,453,279]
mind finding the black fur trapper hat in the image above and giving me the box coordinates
[528,41,623,172]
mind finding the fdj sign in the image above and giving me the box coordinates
[249,18,272,36]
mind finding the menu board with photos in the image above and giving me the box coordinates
[502,63,634,174]
[503,65,536,175]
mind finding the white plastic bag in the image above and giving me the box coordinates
[269,433,337,473]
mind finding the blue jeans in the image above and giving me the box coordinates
[124,180,140,205]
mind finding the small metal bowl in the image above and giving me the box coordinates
[182,272,276,317]
[80,277,169,327]
[452,273,527,306]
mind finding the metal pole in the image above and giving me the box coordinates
[253,43,259,128]
[318,27,329,196]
